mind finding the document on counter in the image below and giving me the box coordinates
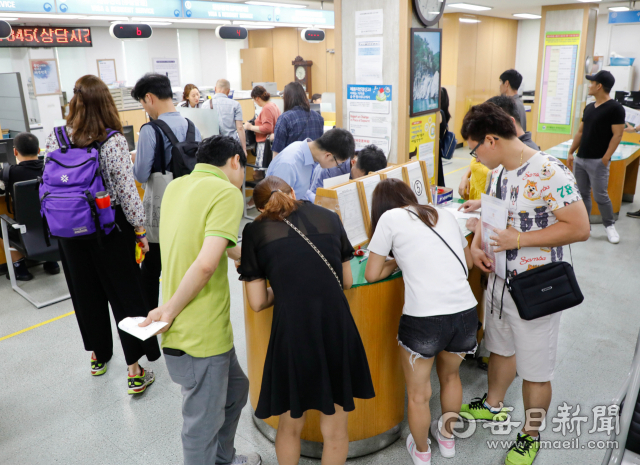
[360,174,381,217]
[118,317,167,341]
[336,183,369,246]
[481,193,508,279]
[405,161,429,205]
[324,173,350,189]
[443,205,481,220]
[383,166,404,181]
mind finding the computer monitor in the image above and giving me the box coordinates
[122,125,136,151]
[310,103,322,115]
[0,138,16,165]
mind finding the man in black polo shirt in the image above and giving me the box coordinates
[0,132,60,280]
[568,71,625,244]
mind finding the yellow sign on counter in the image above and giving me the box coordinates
[409,114,437,185]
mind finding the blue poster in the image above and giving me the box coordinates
[347,85,392,102]
[275,8,334,26]
[608,11,640,24]
[0,0,54,13]
[183,1,273,21]
[57,0,182,18]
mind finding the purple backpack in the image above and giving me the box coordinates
[40,126,118,240]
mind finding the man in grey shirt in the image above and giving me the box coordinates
[202,79,246,154]
[131,73,202,309]
[499,69,527,132]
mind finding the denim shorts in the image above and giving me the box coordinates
[398,308,479,362]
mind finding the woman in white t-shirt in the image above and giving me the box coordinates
[365,179,477,465]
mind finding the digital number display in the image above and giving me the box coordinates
[302,29,325,43]
[216,26,248,40]
[110,24,153,40]
[0,26,92,48]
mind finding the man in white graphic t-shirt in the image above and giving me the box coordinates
[458,102,590,465]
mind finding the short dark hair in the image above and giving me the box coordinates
[356,145,387,174]
[603,85,612,94]
[196,135,247,167]
[487,95,521,124]
[315,128,355,163]
[13,132,39,156]
[251,85,270,101]
[461,102,518,142]
[131,73,173,102]
[283,82,310,112]
[499,69,523,91]
[311,93,322,102]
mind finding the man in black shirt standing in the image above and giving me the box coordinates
[0,132,60,280]
[568,71,625,244]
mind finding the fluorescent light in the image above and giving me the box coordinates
[245,1,307,8]
[459,18,481,23]
[81,16,129,21]
[577,0,600,2]
[609,6,630,11]
[236,24,274,29]
[177,19,231,25]
[448,3,492,11]
[513,13,542,19]
[0,17,18,21]
[140,21,173,26]
[0,13,83,19]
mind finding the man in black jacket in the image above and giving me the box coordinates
[0,132,59,280]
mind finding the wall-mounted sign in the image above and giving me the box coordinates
[0,26,92,47]
[153,58,180,88]
[57,0,182,18]
[409,114,437,185]
[275,7,333,25]
[347,85,393,157]
[608,11,640,24]
[0,0,54,13]
[30,58,61,96]
[184,1,272,21]
[97,59,117,84]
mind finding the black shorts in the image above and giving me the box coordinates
[398,307,478,360]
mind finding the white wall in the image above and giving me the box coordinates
[514,19,541,93]
[594,12,640,91]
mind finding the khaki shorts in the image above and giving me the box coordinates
[484,275,562,383]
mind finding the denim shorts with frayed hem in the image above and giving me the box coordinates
[397,307,478,364]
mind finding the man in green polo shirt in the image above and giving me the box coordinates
[140,135,261,465]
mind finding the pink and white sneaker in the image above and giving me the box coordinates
[430,420,455,458]
[407,433,431,465]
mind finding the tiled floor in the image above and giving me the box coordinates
[1,148,638,464]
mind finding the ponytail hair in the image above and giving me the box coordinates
[370,178,439,239]
[254,176,302,221]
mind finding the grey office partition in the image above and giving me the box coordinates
[0,73,29,134]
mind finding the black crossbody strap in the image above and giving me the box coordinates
[407,209,468,278]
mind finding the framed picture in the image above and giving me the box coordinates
[410,28,442,117]
[29,58,62,96]
[97,59,117,85]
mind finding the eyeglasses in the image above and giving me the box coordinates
[470,137,499,158]
[332,154,341,168]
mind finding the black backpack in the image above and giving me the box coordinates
[146,118,199,178]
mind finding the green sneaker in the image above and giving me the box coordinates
[505,433,540,465]
[90,356,107,376]
[460,393,510,422]
[128,367,155,395]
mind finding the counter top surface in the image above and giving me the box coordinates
[547,140,640,161]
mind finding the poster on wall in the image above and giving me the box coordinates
[30,59,61,96]
[97,59,117,85]
[355,37,383,84]
[355,9,383,36]
[410,28,441,116]
[537,31,581,134]
[409,114,437,185]
[153,58,180,88]
[347,85,392,157]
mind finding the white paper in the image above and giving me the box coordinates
[355,9,383,36]
[323,173,350,189]
[118,317,167,341]
[383,166,404,182]
[356,37,383,84]
[405,162,429,205]
[97,60,117,85]
[443,205,481,220]
[360,174,381,217]
[31,60,60,96]
[336,183,368,246]
[347,85,392,157]
[153,58,180,88]
[625,106,640,128]
[481,194,508,279]
[419,142,435,180]
[540,45,578,126]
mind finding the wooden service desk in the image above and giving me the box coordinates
[547,140,640,223]
[242,218,482,458]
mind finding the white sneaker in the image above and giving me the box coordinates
[431,420,456,458]
[407,434,431,465]
[231,452,261,465]
[605,225,620,244]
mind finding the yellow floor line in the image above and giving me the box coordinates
[444,164,471,176]
[0,311,75,342]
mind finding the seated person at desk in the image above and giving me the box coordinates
[178,83,202,108]
[306,144,387,203]
[310,93,322,104]
[365,178,477,464]
[266,128,355,201]
[202,79,246,154]
[0,132,59,281]
[239,176,374,465]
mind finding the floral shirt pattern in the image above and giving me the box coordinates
[487,151,582,278]
[45,129,145,228]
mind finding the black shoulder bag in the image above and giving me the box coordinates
[495,168,583,321]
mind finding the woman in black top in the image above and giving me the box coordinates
[437,87,452,187]
[238,176,374,465]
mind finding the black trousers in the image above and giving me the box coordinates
[58,207,161,366]
[141,242,161,309]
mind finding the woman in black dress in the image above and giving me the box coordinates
[238,176,375,465]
